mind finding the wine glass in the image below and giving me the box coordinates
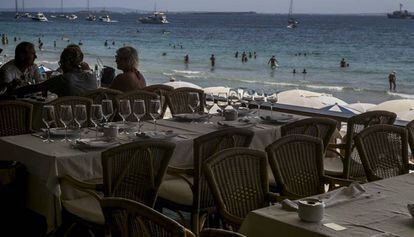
[119,99,131,134]
[102,99,114,125]
[41,105,56,143]
[149,99,161,132]
[91,104,103,140]
[59,105,73,142]
[188,92,200,123]
[133,99,146,134]
[253,89,266,117]
[267,93,278,117]
[217,92,228,118]
[241,90,253,109]
[204,93,215,124]
[74,105,87,140]
[228,89,241,109]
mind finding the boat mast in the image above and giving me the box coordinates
[87,0,90,13]
[400,3,403,12]
[288,0,293,17]
[154,0,157,12]
[61,0,64,14]
[22,0,25,12]
[15,0,19,15]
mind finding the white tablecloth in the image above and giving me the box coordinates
[239,173,414,237]
[0,113,284,231]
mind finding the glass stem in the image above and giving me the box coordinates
[137,118,141,134]
[79,125,82,140]
[153,119,157,132]
[65,125,68,141]
[47,126,51,142]
[95,124,98,140]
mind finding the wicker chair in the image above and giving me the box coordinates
[266,135,353,200]
[327,110,396,181]
[406,120,414,159]
[0,101,33,136]
[143,84,174,118]
[102,197,195,237]
[355,125,410,182]
[116,90,159,121]
[203,148,278,231]
[157,128,254,234]
[59,141,175,236]
[166,87,205,115]
[200,229,246,237]
[47,96,93,127]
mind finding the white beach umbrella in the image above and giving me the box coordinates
[345,103,376,113]
[163,81,202,89]
[203,86,230,95]
[277,89,346,109]
[320,104,359,114]
[396,110,414,121]
[368,99,414,114]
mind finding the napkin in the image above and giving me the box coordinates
[281,182,370,211]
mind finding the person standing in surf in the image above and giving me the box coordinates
[268,56,278,69]
[388,71,397,91]
[210,54,215,68]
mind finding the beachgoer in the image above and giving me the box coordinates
[112,41,115,46]
[110,46,147,92]
[235,51,239,58]
[242,52,247,62]
[0,42,42,95]
[38,38,41,44]
[38,42,43,51]
[388,71,397,91]
[184,54,189,64]
[170,76,176,82]
[78,40,83,46]
[302,69,307,74]
[104,40,108,47]
[11,46,97,97]
[13,37,17,42]
[54,41,57,48]
[293,69,296,74]
[210,54,216,67]
[340,58,347,68]
[268,56,278,69]
[162,52,167,56]
[254,51,257,59]
[249,52,252,58]
[65,44,91,71]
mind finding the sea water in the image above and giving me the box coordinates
[0,12,413,104]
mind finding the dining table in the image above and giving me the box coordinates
[239,173,414,237]
[0,110,298,231]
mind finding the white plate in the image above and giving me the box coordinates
[43,128,79,137]
[74,138,119,149]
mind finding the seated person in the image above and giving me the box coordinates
[110,46,146,92]
[0,42,42,95]
[11,46,97,97]
[62,44,91,72]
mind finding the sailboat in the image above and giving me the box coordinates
[14,0,20,19]
[139,1,169,24]
[287,0,299,28]
[58,0,66,18]
[86,0,96,21]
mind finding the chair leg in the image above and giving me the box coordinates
[191,212,199,235]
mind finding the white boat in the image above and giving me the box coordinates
[139,11,169,24]
[32,12,48,22]
[100,15,111,22]
[287,0,299,28]
[67,14,78,20]
[86,14,96,21]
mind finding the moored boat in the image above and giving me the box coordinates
[139,11,169,24]
[32,12,48,22]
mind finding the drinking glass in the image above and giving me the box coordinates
[119,99,131,134]
[267,93,278,117]
[74,104,87,140]
[217,92,228,118]
[253,89,266,117]
[59,105,73,142]
[204,94,215,124]
[102,99,114,125]
[133,99,146,134]
[188,92,200,123]
[41,105,56,143]
[149,99,161,132]
[91,104,103,140]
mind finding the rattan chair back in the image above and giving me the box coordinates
[166,87,205,115]
[343,110,396,180]
[84,88,123,122]
[281,117,338,152]
[102,197,188,237]
[0,100,33,136]
[355,124,408,182]
[200,229,246,237]
[203,148,268,229]
[194,128,254,211]
[102,141,175,207]
[117,90,159,121]
[406,120,414,156]
[143,84,174,118]
[266,135,325,198]
[47,96,93,127]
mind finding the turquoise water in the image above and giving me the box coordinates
[0,12,414,103]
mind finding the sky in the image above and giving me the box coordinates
[1,0,414,14]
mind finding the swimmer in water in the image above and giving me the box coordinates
[268,56,278,69]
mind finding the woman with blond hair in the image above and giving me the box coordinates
[110,46,146,92]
